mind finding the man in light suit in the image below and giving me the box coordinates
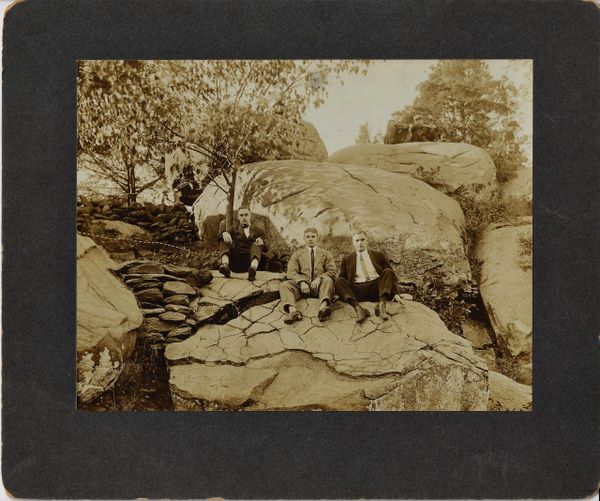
[279,227,337,323]
[218,207,267,281]
[335,231,404,323]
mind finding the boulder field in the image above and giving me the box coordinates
[193,160,471,287]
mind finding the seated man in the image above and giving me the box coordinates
[279,227,337,324]
[218,207,267,281]
[335,231,404,323]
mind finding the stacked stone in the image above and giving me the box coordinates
[77,197,197,245]
[114,260,213,344]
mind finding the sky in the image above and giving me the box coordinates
[304,60,532,159]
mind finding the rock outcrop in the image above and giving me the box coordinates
[288,121,328,161]
[501,168,532,216]
[328,142,497,203]
[77,235,143,403]
[487,371,532,411]
[478,220,532,382]
[166,298,489,411]
[193,160,471,287]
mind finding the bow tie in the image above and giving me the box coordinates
[241,224,249,228]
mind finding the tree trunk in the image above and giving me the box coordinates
[126,164,137,207]
[225,163,238,231]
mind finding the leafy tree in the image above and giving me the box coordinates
[394,60,527,181]
[355,122,384,144]
[355,122,372,144]
[78,60,371,222]
[77,60,166,205]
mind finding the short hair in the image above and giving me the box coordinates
[304,227,318,235]
[236,206,251,214]
[352,230,367,239]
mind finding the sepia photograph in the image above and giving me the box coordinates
[76,59,533,412]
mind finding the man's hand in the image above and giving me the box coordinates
[254,237,264,246]
[393,294,405,305]
[310,277,321,292]
[300,282,310,295]
[222,231,232,245]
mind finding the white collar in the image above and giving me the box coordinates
[307,246,318,254]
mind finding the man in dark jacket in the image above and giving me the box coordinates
[335,231,404,323]
[217,207,267,281]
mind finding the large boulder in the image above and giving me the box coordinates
[478,220,532,382]
[288,120,328,161]
[166,299,489,411]
[193,160,471,287]
[501,168,532,216]
[328,142,497,203]
[77,235,143,403]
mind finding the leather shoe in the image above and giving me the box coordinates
[355,305,370,324]
[318,305,332,322]
[218,263,231,278]
[247,266,256,281]
[284,310,303,324]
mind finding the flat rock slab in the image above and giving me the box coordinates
[193,270,285,323]
[163,281,197,296]
[167,298,489,411]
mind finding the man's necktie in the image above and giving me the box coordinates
[310,248,315,281]
[359,253,370,281]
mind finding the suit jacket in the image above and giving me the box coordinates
[287,247,337,285]
[338,249,393,283]
[217,220,268,253]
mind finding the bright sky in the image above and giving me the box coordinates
[304,60,532,160]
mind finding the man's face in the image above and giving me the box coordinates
[304,231,318,248]
[413,115,424,125]
[352,233,367,252]
[237,210,251,227]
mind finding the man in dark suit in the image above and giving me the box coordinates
[335,231,404,323]
[279,227,337,323]
[217,207,267,281]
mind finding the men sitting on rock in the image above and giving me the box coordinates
[218,206,267,281]
[279,227,337,324]
[335,231,404,323]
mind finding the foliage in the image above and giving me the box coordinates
[394,60,528,182]
[355,122,383,144]
[77,61,167,205]
[78,60,371,213]
[517,233,532,272]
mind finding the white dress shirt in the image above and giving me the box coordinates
[354,250,379,283]
[307,246,317,279]
[243,226,250,238]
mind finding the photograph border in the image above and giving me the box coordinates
[3,0,599,498]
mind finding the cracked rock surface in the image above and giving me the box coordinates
[328,142,497,203]
[166,298,489,410]
[193,160,470,286]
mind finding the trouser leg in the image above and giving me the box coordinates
[279,281,303,312]
[335,277,360,303]
[318,276,335,304]
[378,268,397,300]
[250,243,264,267]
